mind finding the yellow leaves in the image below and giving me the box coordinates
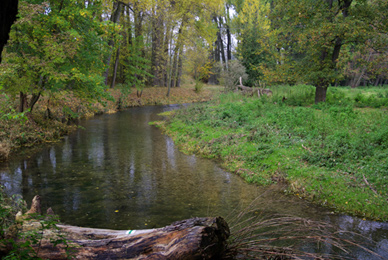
[79,10,87,17]
[239,0,271,31]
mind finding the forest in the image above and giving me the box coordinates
[1,0,388,110]
[1,0,388,259]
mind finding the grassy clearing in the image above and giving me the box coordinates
[0,84,220,160]
[159,86,388,221]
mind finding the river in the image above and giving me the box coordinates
[1,104,387,258]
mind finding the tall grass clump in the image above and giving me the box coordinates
[224,200,387,259]
[271,85,315,106]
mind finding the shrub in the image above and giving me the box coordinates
[219,60,248,91]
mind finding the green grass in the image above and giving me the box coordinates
[160,87,388,221]
[270,84,388,108]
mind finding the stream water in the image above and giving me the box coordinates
[1,104,387,258]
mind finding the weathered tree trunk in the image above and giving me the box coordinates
[0,0,18,63]
[13,196,230,260]
[315,85,328,103]
[34,217,229,260]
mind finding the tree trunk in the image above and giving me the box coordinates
[226,24,232,61]
[104,1,122,86]
[0,0,18,63]
[213,17,221,63]
[176,49,183,87]
[24,217,229,260]
[110,46,120,88]
[19,92,28,113]
[374,77,381,86]
[151,3,166,87]
[218,17,226,66]
[29,92,41,112]
[162,22,172,88]
[225,4,232,62]
[8,196,230,260]
[315,85,328,103]
[171,20,185,88]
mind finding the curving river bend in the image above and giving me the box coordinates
[1,104,388,258]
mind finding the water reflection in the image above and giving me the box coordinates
[0,105,387,259]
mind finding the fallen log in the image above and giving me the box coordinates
[236,77,273,98]
[15,196,230,259]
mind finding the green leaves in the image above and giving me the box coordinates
[1,0,113,110]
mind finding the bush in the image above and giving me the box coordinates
[219,60,248,91]
[194,79,204,93]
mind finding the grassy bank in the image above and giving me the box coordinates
[158,86,388,221]
[0,84,219,160]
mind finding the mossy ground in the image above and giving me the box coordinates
[157,86,388,221]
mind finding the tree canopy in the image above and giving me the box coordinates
[1,0,387,105]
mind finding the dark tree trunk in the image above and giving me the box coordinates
[104,1,122,86]
[29,92,41,112]
[315,85,328,104]
[0,0,18,63]
[151,8,164,87]
[213,17,221,63]
[19,92,27,113]
[225,4,232,62]
[110,46,120,88]
[226,24,232,61]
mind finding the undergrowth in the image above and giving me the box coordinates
[160,88,388,220]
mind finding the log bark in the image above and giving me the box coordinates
[17,196,230,260]
[27,217,229,260]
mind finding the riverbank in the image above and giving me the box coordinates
[156,91,388,221]
[0,84,220,161]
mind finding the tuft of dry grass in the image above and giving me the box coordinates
[0,142,11,160]
[224,196,387,260]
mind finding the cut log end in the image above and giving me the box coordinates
[25,195,41,215]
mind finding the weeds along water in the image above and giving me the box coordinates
[161,87,388,221]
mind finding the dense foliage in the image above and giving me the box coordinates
[1,0,112,113]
